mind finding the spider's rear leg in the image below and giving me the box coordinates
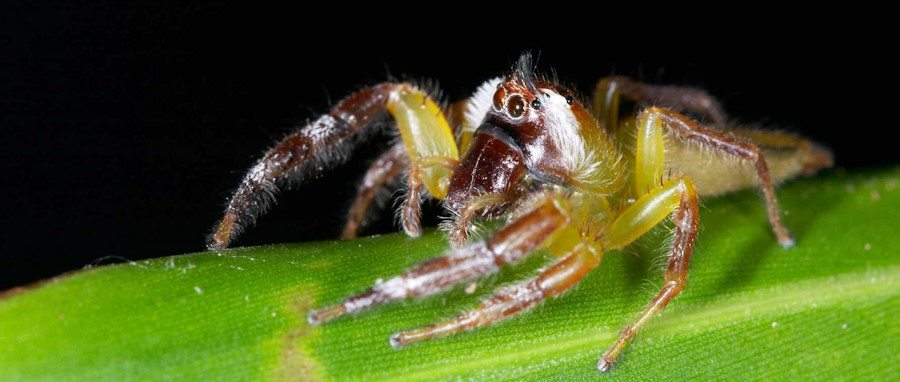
[593,75,727,133]
[595,77,832,246]
[641,107,823,247]
[209,83,459,249]
[307,191,571,325]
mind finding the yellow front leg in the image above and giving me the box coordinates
[386,85,460,236]
[386,85,459,199]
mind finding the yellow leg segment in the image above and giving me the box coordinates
[386,86,459,200]
[593,77,621,133]
[634,110,665,196]
[600,177,694,250]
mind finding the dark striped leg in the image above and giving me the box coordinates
[308,192,570,325]
[341,143,408,239]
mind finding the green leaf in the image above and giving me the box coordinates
[2,168,899,381]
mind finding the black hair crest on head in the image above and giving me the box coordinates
[512,52,537,92]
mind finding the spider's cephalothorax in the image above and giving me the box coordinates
[209,54,832,372]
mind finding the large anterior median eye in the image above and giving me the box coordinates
[507,94,526,118]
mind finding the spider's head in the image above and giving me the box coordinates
[490,53,581,124]
[477,53,595,187]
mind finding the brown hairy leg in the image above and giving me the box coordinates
[209,84,396,250]
[390,177,700,371]
[401,162,424,237]
[307,192,571,325]
[390,243,600,347]
[728,127,834,176]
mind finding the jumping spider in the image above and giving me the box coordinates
[208,54,832,372]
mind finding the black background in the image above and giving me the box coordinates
[1,4,894,290]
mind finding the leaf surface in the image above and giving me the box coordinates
[1,168,898,381]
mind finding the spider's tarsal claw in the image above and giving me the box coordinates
[596,358,613,373]
[389,328,431,348]
[209,213,237,251]
[388,332,405,349]
[403,223,422,238]
[307,304,346,326]
[779,234,796,248]
[206,243,226,252]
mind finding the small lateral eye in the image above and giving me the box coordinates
[492,89,505,110]
[531,98,543,110]
[507,94,526,118]
[565,96,574,105]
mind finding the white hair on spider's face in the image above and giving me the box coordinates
[535,87,601,181]
[462,77,503,140]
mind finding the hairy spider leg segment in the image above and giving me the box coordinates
[209,84,395,250]
[341,143,408,239]
[402,163,424,237]
[644,107,794,247]
[390,242,601,348]
[209,83,458,249]
[447,192,517,247]
[726,128,834,176]
[400,156,463,238]
[593,76,727,133]
[596,176,698,372]
[307,192,571,325]
[389,177,698,356]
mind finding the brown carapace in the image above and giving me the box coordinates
[208,54,832,372]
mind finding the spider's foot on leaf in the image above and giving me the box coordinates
[208,213,238,251]
[388,332,404,349]
[388,330,422,349]
[389,325,439,349]
[307,305,346,326]
[597,358,613,373]
[779,234,796,248]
